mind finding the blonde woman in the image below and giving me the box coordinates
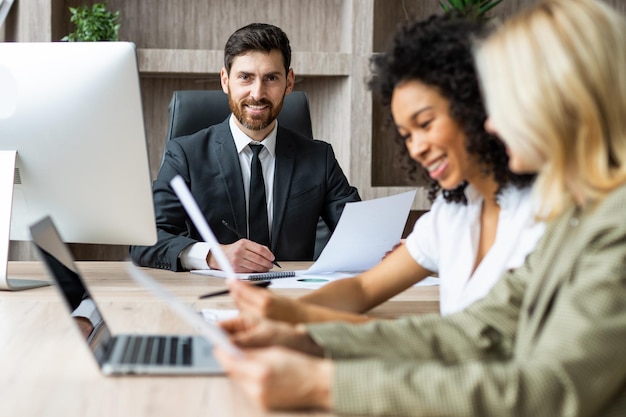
[216,1,626,415]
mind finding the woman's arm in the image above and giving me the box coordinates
[300,245,431,312]
[227,245,433,324]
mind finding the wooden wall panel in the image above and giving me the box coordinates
[4,0,56,41]
[58,0,349,51]
[296,77,352,175]
[8,0,626,260]
[373,0,441,52]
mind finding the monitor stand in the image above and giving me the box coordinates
[0,150,50,291]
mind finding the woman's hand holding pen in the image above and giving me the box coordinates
[206,240,276,273]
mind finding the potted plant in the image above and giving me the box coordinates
[61,2,120,41]
[439,0,504,20]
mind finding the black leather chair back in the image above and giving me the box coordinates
[165,90,313,141]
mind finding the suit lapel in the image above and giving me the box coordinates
[213,121,247,234]
[271,129,296,251]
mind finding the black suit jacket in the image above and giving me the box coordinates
[130,119,360,271]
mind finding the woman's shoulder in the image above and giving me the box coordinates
[597,182,626,214]
[420,193,477,231]
[425,184,537,226]
[582,182,626,232]
[499,183,533,204]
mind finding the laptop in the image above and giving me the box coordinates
[29,216,224,375]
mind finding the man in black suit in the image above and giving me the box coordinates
[130,23,360,273]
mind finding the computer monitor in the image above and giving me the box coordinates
[0,42,157,291]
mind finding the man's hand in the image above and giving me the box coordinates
[214,346,333,411]
[207,239,275,272]
[225,277,306,323]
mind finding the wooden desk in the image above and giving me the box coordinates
[1,261,439,417]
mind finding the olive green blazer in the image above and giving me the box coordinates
[308,184,626,417]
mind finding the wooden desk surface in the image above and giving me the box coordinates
[1,261,439,417]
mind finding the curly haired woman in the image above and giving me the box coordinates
[225,13,545,321]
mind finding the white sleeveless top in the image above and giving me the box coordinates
[405,184,544,316]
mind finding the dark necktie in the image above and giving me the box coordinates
[248,144,270,247]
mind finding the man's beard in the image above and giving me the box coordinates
[228,95,285,131]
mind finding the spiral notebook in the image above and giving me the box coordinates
[193,270,296,281]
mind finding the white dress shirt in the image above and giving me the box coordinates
[180,115,278,270]
[405,184,545,316]
[230,115,277,235]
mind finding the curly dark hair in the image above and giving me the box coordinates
[368,13,534,203]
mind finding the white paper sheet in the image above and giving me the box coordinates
[415,276,440,286]
[306,190,417,274]
[201,308,239,322]
[191,189,422,290]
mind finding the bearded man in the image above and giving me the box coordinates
[131,23,360,273]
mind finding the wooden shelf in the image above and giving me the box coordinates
[137,49,352,77]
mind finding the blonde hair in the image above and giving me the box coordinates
[474,0,626,220]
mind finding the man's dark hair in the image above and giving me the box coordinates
[224,23,291,75]
[369,13,534,203]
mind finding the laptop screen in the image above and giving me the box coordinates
[29,216,113,366]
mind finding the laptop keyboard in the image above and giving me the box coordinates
[113,335,193,366]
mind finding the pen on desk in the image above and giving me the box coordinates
[198,280,272,299]
[220,219,282,268]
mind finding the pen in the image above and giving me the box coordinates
[198,280,272,299]
[220,219,282,268]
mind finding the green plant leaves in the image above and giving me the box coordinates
[61,3,120,42]
[439,0,504,20]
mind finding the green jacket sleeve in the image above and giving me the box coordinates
[307,243,533,363]
[306,194,626,417]
[327,237,626,417]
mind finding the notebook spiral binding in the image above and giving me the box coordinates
[248,271,296,281]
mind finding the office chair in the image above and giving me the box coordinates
[166,90,314,140]
[164,90,330,258]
